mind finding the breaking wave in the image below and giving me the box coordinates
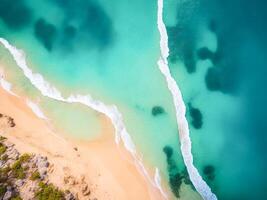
[156,0,218,199]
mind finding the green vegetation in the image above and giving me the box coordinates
[10,154,31,179]
[0,143,7,155]
[35,182,64,200]
[0,136,6,141]
[30,171,41,181]
[151,106,165,116]
[19,153,31,163]
[0,166,10,174]
[1,154,8,161]
[0,166,10,182]
[0,185,7,197]
[11,160,25,179]
[11,196,23,200]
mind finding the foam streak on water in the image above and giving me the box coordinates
[26,100,48,120]
[156,0,218,199]
[0,38,167,199]
[0,72,16,96]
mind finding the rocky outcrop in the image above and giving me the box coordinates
[0,135,76,200]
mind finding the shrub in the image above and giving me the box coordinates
[35,182,64,200]
[0,166,10,174]
[0,136,6,141]
[0,143,7,155]
[30,171,41,181]
[11,196,23,200]
[19,153,31,163]
[11,161,25,179]
[1,154,8,161]
[0,185,7,197]
[0,166,10,182]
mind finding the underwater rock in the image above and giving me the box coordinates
[197,47,214,61]
[169,173,183,198]
[203,165,215,181]
[82,2,114,48]
[188,103,203,129]
[0,0,31,29]
[205,65,238,94]
[51,0,114,49]
[163,145,183,198]
[184,49,196,73]
[163,146,173,159]
[205,67,222,92]
[151,106,165,116]
[34,18,57,51]
[167,25,197,74]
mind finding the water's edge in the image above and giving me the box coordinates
[0,38,167,199]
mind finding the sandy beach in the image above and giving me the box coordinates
[0,86,164,200]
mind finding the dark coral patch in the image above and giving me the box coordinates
[82,2,114,48]
[188,103,203,129]
[163,145,182,198]
[163,146,195,197]
[151,106,165,116]
[169,173,183,198]
[197,47,214,61]
[163,146,173,158]
[205,67,222,91]
[34,18,57,51]
[203,165,215,181]
[0,0,31,30]
[167,25,197,73]
[205,64,238,94]
[50,0,114,49]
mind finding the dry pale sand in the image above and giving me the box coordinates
[0,87,164,200]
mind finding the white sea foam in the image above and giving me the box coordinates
[156,0,218,200]
[0,73,16,96]
[0,38,167,199]
[154,168,167,199]
[26,100,47,120]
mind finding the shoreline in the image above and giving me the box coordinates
[0,86,164,200]
[0,37,168,200]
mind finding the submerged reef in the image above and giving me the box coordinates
[82,2,114,48]
[0,0,32,30]
[167,25,197,74]
[203,165,215,181]
[34,18,57,51]
[205,67,222,92]
[188,103,203,129]
[163,145,194,198]
[50,0,114,50]
[151,106,165,116]
[166,1,199,74]
[197,47,214,61]
[203,20,240,95]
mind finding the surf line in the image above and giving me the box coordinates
[0,38,167,199]
[156,0,218,200]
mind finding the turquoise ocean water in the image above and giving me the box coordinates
[164,0,267,199]
[0,0,266,199]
